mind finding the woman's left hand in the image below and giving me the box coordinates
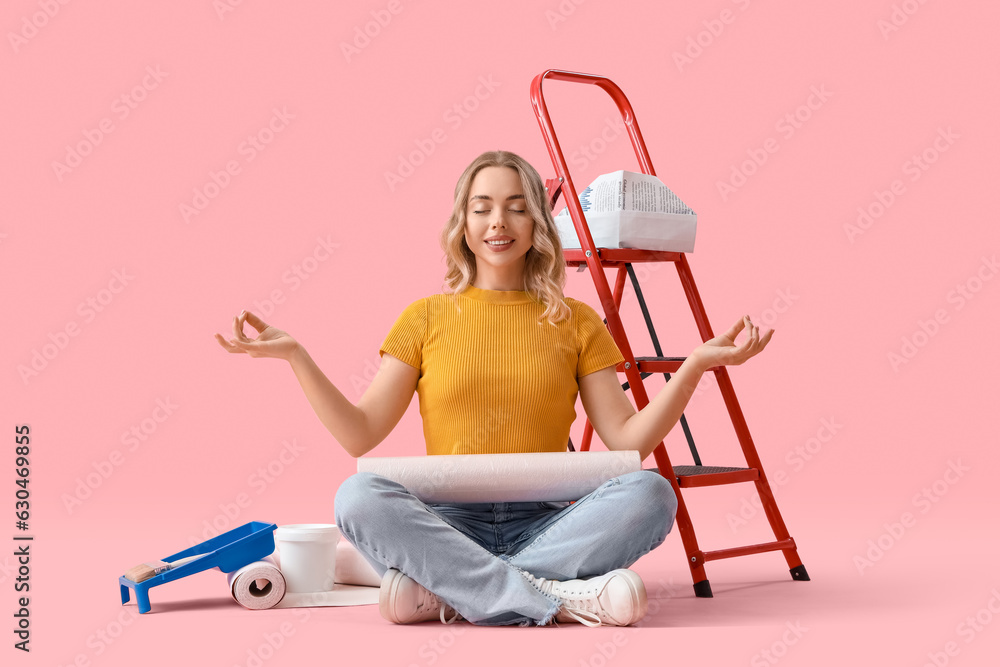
[690,315,774,370]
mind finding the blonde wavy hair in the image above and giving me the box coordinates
[440,150,571,326]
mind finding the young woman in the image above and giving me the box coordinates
[215,150,773,628]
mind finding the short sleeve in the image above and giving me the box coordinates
[575,301,626,377]
[379,298,426,371]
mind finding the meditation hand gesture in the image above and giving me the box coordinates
[215,310,300,361]
[691,315,773,370]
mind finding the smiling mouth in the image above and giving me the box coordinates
[486,240,513,246]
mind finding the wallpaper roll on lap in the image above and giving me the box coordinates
[356,451,642,503]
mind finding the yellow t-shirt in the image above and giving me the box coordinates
[379,285,626,456]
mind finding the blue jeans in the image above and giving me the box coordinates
[334,469,677,627]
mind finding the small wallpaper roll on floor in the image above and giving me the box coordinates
[357,451,641,503]
[228,548,382,609]
[227,555,286,610]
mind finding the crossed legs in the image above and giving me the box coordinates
[334,470,677,626]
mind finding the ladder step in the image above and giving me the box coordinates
[619,357,725,374]
[564,248,682,266]
[646,466,760,488]
[703,539,797,563]
[637,355,688,373]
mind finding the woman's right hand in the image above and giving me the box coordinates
[215,310,300,361]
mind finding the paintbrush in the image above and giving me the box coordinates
[123,555,202,583]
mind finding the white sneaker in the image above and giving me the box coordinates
[379,568,464,624]
[522,568,648,627]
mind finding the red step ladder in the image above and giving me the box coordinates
[530,69,809,597]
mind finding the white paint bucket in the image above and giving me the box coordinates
[275,524,341,593]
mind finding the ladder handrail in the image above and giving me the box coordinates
[529,68,709,586]
[529,69,650,407]
[529,68,664,429]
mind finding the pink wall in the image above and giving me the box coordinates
[4,1,998,665]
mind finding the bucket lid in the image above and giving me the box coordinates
[276,524,340,542]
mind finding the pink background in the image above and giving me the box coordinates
[4,0,998,664]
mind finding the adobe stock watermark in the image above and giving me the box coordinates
[8,0,72,54]
[576,578,680,653]
[340,0,413,62]
[716,84,832,202]
[179,106,295,223]
[186,438,306,546]
[232,610,311,667]
[750,620,808,666]
[877,0,932,40]
[672,0,755,72]
[17,268,135,385]
[574,630,628,666]
[727,417,842,533]
[566,115,628,172]
[544,0,589,31]
[888,254,997,372]
[61,397,180,515]
[919,588,1000,667]
[406,622,468,667]
[403,406,513,499]
[52,606,142,667]
[629,577,682,628]
[51,65,168,182]
[213,0,252,20]
[239,235,341,320]
[349,352,390,400]
[573,578,681,649]
[569,578,681,652]
[690,287,799,404]
[844,126,959,243]
[384,75,501,192]
[854,458,970,575]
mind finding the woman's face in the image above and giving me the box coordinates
[463,166,535,288]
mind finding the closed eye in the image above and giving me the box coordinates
[472,209,526,214]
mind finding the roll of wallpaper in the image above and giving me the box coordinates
[227,555,286,610]
[335,539,382,588]
[356,450,642,503]
[227,550,380,610]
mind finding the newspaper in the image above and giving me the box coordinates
[555,170,697,253]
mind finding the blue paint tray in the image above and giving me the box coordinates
[119,520,277,614]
